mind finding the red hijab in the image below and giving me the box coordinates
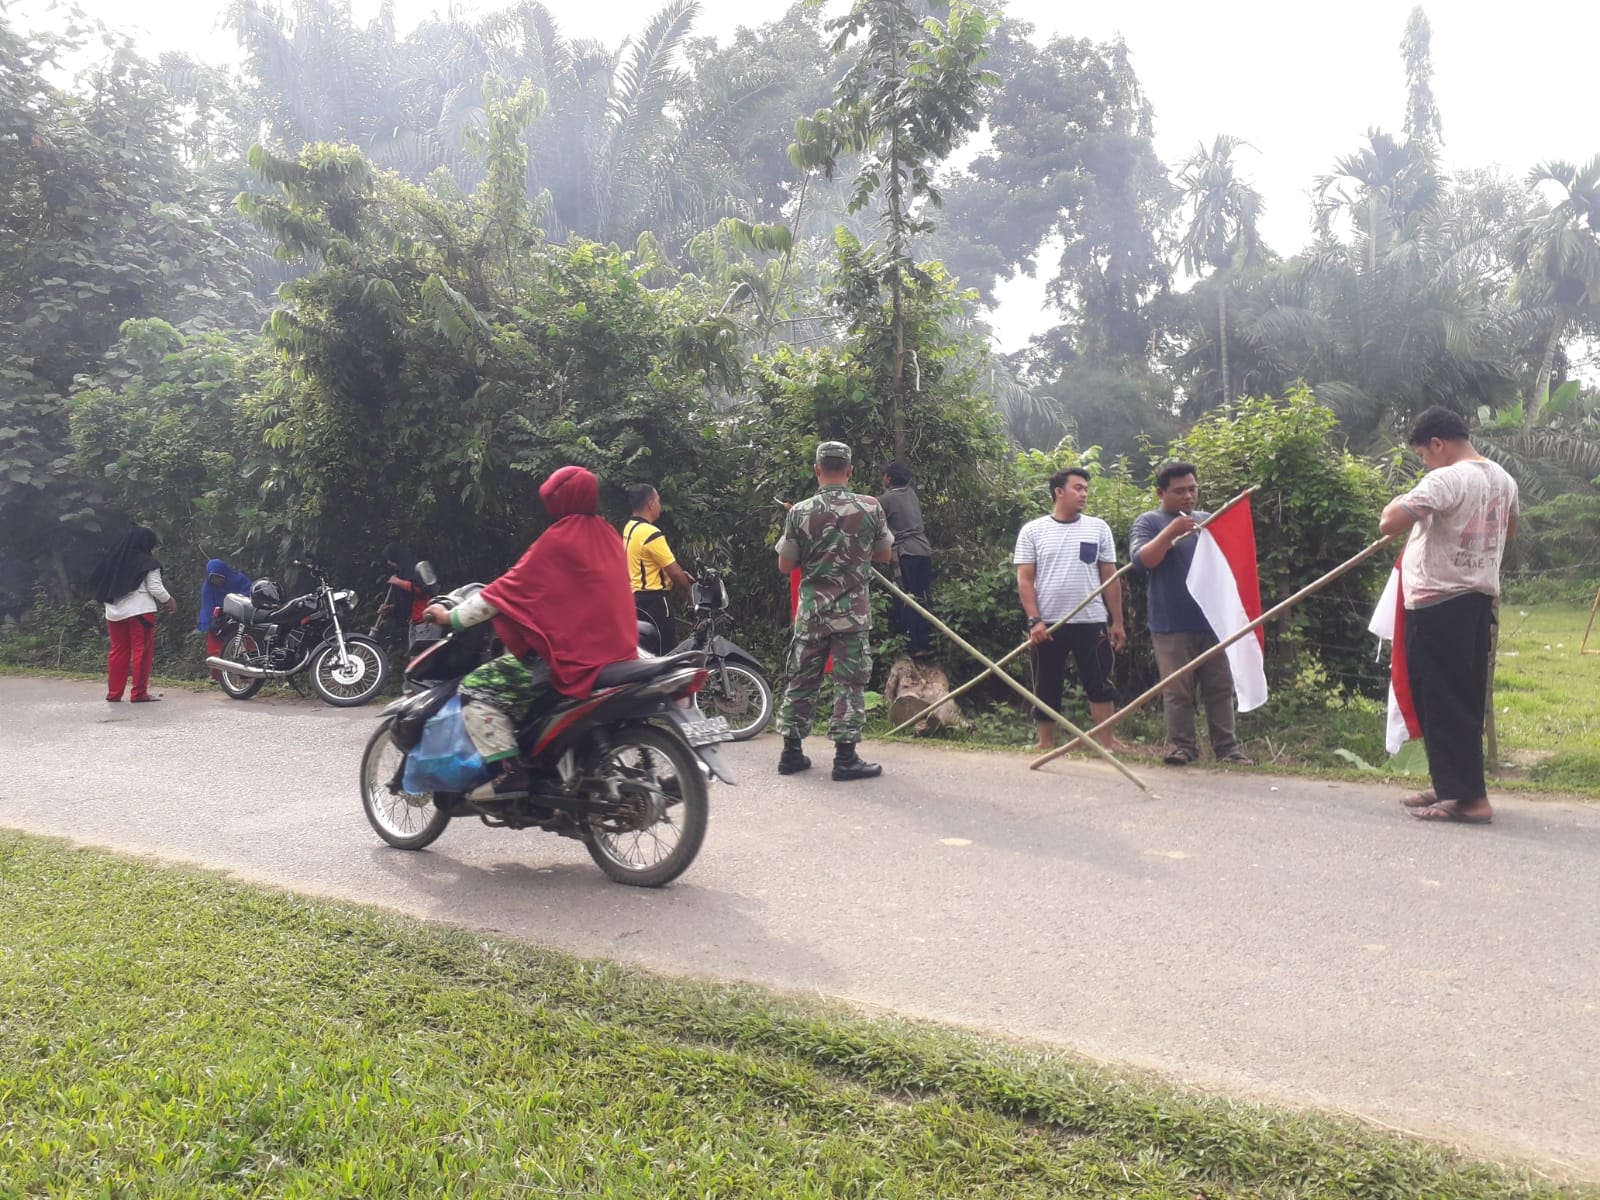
[480,466,638,697]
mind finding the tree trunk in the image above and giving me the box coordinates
[1217,273,1230,406]
[885,656,967,736]
[891,281,906,460]
[887,28,908,462]
[1528,313,1564,427]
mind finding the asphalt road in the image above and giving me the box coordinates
[3,676,1597,1175]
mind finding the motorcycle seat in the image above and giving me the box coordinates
[594,652,700,688]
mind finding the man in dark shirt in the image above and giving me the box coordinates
[1128,461,1253,766]
[878,462,933,658]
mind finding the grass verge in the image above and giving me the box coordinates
[0,834,1589,1198]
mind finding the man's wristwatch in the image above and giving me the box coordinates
[1026,616,1045,628]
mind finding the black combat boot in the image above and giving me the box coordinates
[831,740,882,781]
[777,735,812,775]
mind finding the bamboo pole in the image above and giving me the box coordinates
[1030,532,1399,770]
[886,485,1262,738]
[871,568,1148,791]
[1580,584,1600,654]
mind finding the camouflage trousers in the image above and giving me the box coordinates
[776,630,872,743]
[459,653,549,763]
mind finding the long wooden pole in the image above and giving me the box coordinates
[871,568,1148,791]
[886,485,1262,738]
[1580,583,1600,654]
[1030,532,1399,770]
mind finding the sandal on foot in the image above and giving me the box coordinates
[1162,747,1198,766]
[1401,789,1438,809]
[1411,801,1492,825]
[1219,753,1255,765]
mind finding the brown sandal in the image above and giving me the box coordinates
[1411,800,1492,825]
[1401,789,1437,809]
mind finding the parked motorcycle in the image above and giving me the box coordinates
[359,584,733,888]
[659,562,772,741]
[207,558,390,707]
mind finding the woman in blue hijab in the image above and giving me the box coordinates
[199,558,252,680]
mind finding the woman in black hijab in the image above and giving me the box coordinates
[89,524,176,702]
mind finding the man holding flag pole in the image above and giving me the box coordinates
[1375,406,1517,826]
[1129,462,1263,766]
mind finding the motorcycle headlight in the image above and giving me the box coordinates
[333,589,357,606]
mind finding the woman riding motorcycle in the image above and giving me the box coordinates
[424,465,638,802]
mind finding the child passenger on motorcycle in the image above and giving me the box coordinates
[424,465,638,802]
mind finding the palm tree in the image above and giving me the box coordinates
[1514,156,1600,425]
[1313,128,1438,273]
[1176,134,1263,408]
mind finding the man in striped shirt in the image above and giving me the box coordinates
[1014,467,1127,751]
[623,483,694,651]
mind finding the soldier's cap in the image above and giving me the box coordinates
[815,440,852,465]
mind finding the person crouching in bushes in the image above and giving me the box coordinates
[198,558,252,682]
[89,524,176,702]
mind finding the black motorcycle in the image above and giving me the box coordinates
[359,584,734,888]
[207,559,390,707]
[657,563,772,741]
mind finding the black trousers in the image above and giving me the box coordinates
[1405,591,1493,801]
[634,591,675,654]
[890,554,933,655]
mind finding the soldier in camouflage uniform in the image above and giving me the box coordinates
[774,440,895,781]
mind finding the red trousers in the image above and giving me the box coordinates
[107,616,156,701]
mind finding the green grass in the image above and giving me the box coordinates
[873,602,1600,798]
[0,835,1590,1198]
[1489,602,1600,789]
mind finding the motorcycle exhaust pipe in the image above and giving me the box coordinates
[205,656,293,680]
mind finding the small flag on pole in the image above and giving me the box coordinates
[1366,560,1422,754]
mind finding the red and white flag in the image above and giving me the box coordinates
[1366,559,1421,754]
[1184,496,1270,712]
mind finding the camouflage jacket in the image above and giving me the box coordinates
[775,484,894,636]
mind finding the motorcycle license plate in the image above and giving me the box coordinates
[680,715,733,746]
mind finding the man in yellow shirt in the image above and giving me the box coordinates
[623,483,695,650]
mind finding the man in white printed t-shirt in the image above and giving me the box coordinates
[1379,406,1518,826]
[1014,467,1126,750]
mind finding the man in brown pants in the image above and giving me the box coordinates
[1128,462,1254,765]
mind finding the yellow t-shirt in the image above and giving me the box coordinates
[623,518,676,593]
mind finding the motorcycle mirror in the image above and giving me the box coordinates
[416,560,439,588]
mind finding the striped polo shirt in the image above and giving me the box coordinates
[1012,514,1116,623]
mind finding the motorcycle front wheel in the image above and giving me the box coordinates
[702,663,772,741]
[360,720,451,850]
[310,636,389,707]
[218,632,264,701]
[583,724,708,888]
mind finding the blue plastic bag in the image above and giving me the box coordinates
[402,696,493,793]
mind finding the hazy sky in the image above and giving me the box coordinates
[15,0,1600,349]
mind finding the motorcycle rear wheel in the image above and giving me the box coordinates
[360,719,451,850]
[218,632,264,701]
[310,636,389,707]
[583,724,708,888]
[702,663,772,741]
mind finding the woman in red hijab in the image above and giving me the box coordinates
[424,465,638,801]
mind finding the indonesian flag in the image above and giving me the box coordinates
[1184,497,1270,712]
[1366,560,1422,754]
